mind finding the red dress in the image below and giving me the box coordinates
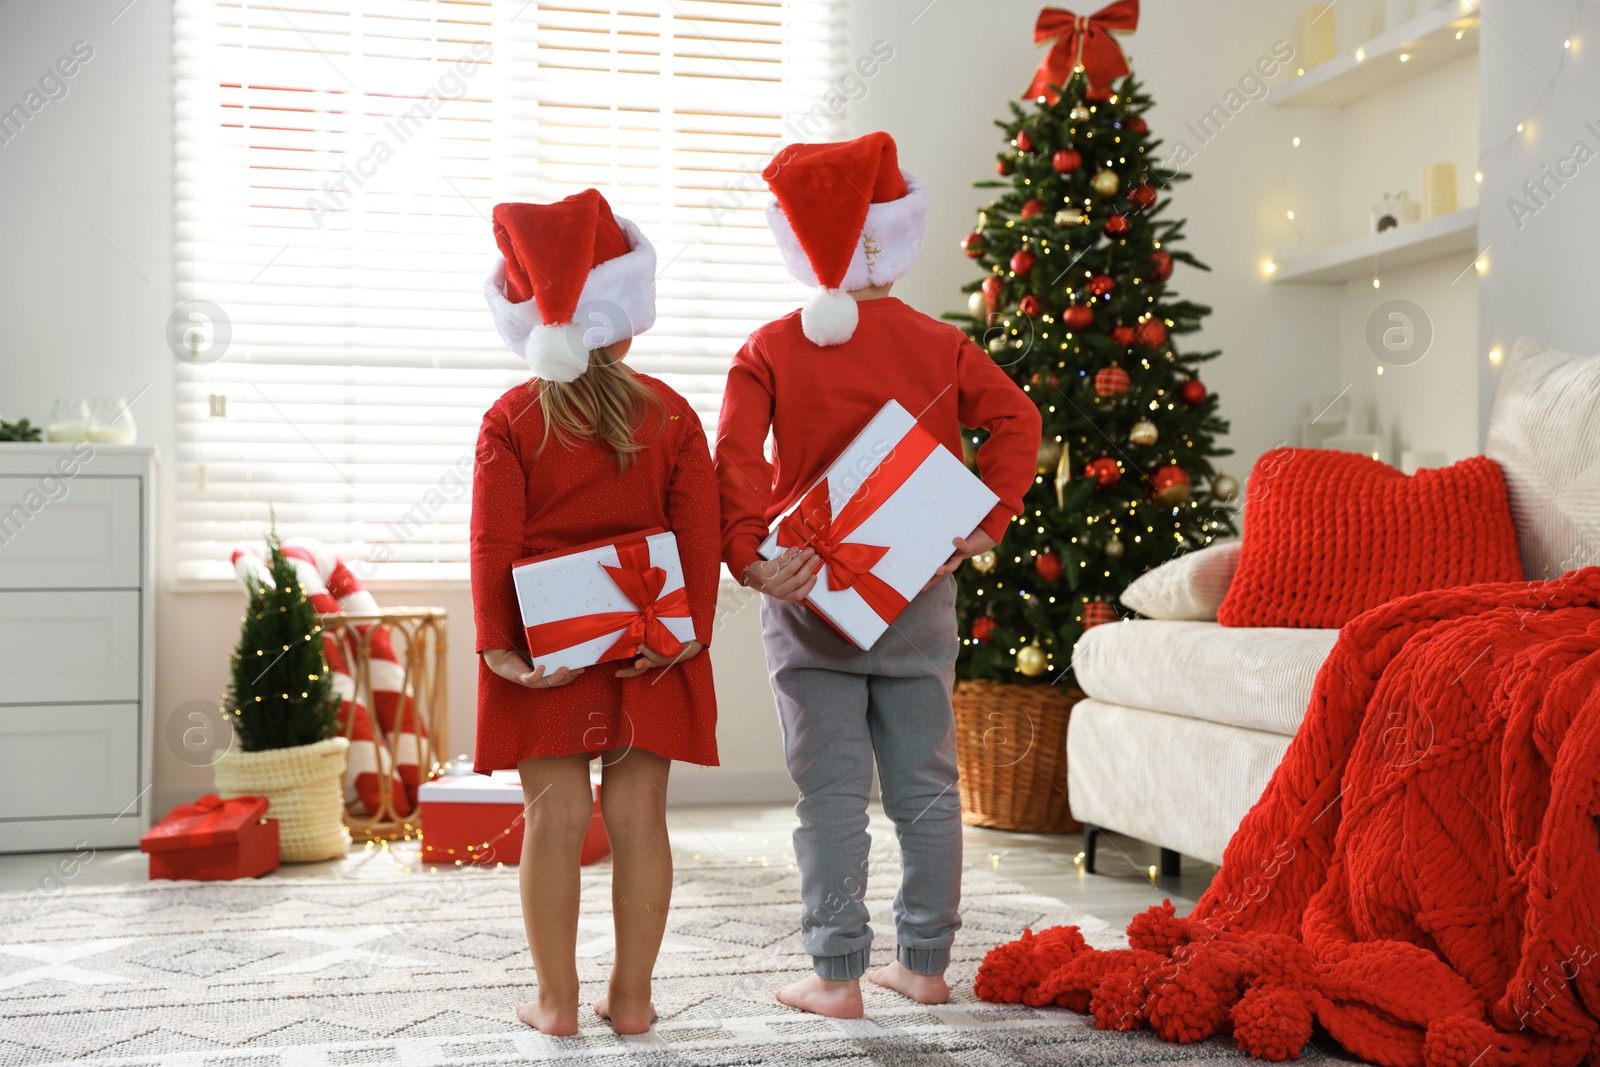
[470,375,720,771]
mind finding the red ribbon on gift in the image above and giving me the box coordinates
[776,421,941,624]
[142,793,268,851]
[524,538,690,664]
[1024,1,1140,103]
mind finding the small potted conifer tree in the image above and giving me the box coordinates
[213,531,350,861]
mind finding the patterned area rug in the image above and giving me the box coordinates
[0,856,1272,1066]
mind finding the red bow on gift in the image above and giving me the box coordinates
[524,538,691,664]
[1024,1,1140,103]
[776,422,941,625]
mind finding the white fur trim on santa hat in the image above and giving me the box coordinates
[800,288,860,347]
[765,169,928,293]
[484,214,659,379]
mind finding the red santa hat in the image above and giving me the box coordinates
[484,189,657,382]
[763,131,928,346]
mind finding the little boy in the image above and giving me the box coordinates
[714,131,1041,1017]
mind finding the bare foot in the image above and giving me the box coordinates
[515,998,580,1036]
[775,974,864,1018]
[867,960,949,1005]
[594,993,657,1035]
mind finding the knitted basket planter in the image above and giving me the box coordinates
[215,736,351,862]
[954,680,1082,834]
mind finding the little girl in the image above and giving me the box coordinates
[471,189,720,1037]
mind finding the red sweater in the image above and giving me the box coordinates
[714,296,1042,581]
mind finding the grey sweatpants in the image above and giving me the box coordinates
[761,577,963,980]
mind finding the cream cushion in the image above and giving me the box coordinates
[1119,540,1241,621]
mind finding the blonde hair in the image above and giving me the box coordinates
[532,346,663,472]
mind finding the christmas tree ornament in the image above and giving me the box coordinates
[1128,418,1158,447]
[997,156,1015,176]
[987,335,1010,355]
[1016,644,1048,677]
[962,433,979,469]
[971,616,998,643]
[1104,213,1131,236]
[961,232,985,258]
[1086,273,1115,297]
[981,275,1003,315]
[1054,209,1090,227]
[971,549,998,574]
[1082,600,1118,628]
[1211,472,1241,503]
[1054,442,1072,508]
[1069,103,1092,122]
[1035,550,1064,582]
[1009,248,1037,279]
[1151,463,1192,505]
[1063,304,1094,330]
[1085,456,1122,488]
[976,210,989,230]
[1015,128,1035,153]
[1091,169,1120,197]
[967,290,987,319]
[1110,324,1135,348]
[1094,364,1131,396]
[1149,249,1174,282]
[1036,438,1062,473]
[1128,183,1158,211]
[1052,148,1082,173]
[1179,378,1208,406]
[1018,293,1042,317]
[1134,319,1168,348]
[1104,535,1125,558]
[1127,116,1148,133]
[1021,198,1044,219]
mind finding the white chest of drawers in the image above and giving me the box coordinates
[0,444,156,852]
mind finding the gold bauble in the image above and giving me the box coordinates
[1211,473,1241,503]
[1091,169,1120,197]
[968,291,987,319]
[1036,438,1062,473]
[987,335,1010,355]
[1128,419,1158,447]
[1104,536,1125,559]
[1154,482,1192,507]
[1054,441,1072,509]
[971,549,998,575]
[976,210,989,230]
[1054,209,1088,227]
[1069,104,1092,122]
[1016,645,1048,677]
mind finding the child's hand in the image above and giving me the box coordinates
[615,639,704,678]
[483,648,584,689]
[925,528,998,590]
[744,548,819,602]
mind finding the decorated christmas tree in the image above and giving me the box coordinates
[952,19,1238,685]
[226,530,339,751]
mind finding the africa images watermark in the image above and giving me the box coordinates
[0,443,96,548]
[1504,117,1600,230]
[0,39,95,147]
[1159,40,1295,170]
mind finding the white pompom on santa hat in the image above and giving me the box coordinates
[483,188,657,382]
[763,131,929,347]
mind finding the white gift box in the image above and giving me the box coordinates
[758,400,999,648]
[511,528,696,673]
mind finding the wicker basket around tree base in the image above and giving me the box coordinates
[954,679,1082,833]
[215,736,351,862]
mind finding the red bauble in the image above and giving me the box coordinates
[1086,273,1115,298]
[1085,457,1122,488]
[1082,600,1119,629]
[1018,294,1042,317]
[1094,364,1131,396]
[1052,148,1082,173]
[1134,319,1168,348]
[1179,378,1208,407]
[1150,463,1192,505]
[961,232,985,259]
[1015,129,1034,153]
[1148,249,1174,282]
[1110,326,1135,349]
[1035,551,1064,582]
[1009,249,1037,279]
[971,616,998,644]
[1127,117,1148,133]
[1104,214,1131,236]
[981,275,1004,315]
[1128,183,1158,211]
[1020,198,1043,220]
[1062,304,1094,330]
[997,157,1015,176]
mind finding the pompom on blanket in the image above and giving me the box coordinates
[977,569,1600,1066]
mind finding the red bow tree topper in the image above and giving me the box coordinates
[1024,1,1140,103]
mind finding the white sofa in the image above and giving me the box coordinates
[1067,340,1600,870]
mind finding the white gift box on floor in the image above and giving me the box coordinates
[757,400,999,649]
[511,528,695,674]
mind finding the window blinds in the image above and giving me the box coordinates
[173,0,845,581]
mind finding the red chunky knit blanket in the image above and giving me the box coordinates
[977,569,1600,1066]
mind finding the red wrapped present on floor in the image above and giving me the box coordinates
[140,794,280,881]
[419,769,609,866]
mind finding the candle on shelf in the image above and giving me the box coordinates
[1300,5,1336,68]
[1423,163,1457,218]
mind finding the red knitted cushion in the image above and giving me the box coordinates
[1217,448,1524,628]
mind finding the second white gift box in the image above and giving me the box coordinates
[757,400,998,648]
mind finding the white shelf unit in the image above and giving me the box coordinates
[0,444,156,853]
[1270,4,1480,109]
[1272,205,1479,284]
